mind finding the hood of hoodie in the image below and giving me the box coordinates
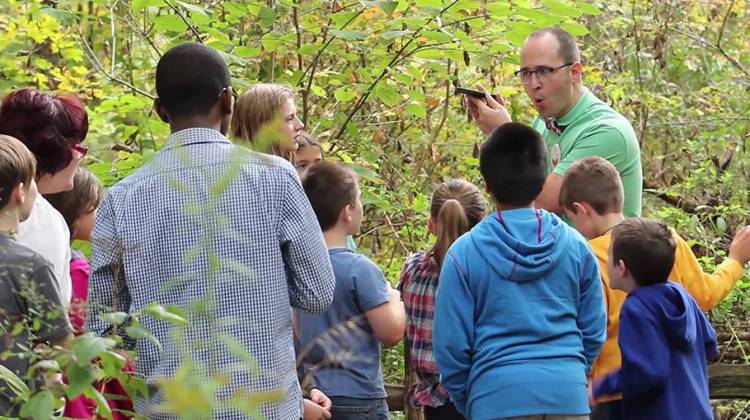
[631,282,696,350]
[470,208,572,283]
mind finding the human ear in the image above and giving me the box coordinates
[221,86,234,116]
[154,99,170,123]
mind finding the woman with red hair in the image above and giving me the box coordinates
[0,88,89,305]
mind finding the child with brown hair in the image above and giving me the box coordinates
[45,167,103,333]
[294,132,324,177]
[398,179,486,419]
[297,162,405,420]
[0,135,72,416]
[559,156,750,420]
[591,217,717,420]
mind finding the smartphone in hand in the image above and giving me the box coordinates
[455,87,498,102]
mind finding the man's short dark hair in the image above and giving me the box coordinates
[528,27,581,64]
[560,156,623,214]
[0,134,36,209]
[155,42,231,118]
[611,218,676,287]
[479,123,547,206]
[303,162,358,231]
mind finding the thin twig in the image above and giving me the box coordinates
[333,0,462,140]
[164,0,203,43]
[669,27,748,77]
[76,26,156,99]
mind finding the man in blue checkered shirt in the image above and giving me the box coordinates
[87,43,335,419]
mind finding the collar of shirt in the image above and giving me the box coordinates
[162,127,233,152]
[555,87,595,128]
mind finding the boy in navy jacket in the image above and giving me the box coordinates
[592,217,717,420]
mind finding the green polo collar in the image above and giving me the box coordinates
[556,87,595,127]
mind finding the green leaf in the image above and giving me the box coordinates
[98,311,129,326]
[234,46,261,58]
[334,88,357,101]
[86,387,114,420]
[220,335,260,374]
[100,351,127,378]
[132,0,165,13]
[575,1,602,15]
[414,49,446,60]
[405,102,427,117]
[125,324,162,351]
[154,14,187,33]
[66,363,97,399]
[145,304,189,326]
[0,364,29,400]
[298,43,320,55]
[41,7,78,24]
[416,0,442,9]
[378,1,399,15]
[311,85,327,97]
[330,30,366,41]
[20,390,56,420]
[375,85,401,106]
[422,30,453,42]
[381,30,414,40]
[176,0,209,16]
[259,6,276,28]
[485,0,510,15]
[261,33,283,52]
[560,22,590,36]
[73,335,116,364]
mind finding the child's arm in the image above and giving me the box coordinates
[87,190,130,336]
[673,227,750,310]
[364,284,405,347]
[595,297,670,400]
[433,253,473,415]
[278,171,335,314]
[577,250,607,373]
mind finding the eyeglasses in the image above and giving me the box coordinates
[514,63,575,84]
[72,144,88,157]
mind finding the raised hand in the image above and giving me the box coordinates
[464,84,512,135]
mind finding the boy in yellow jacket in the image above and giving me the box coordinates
[559,156,750,420]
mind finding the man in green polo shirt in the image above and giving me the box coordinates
[466,27,642,218]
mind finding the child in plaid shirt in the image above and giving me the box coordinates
[398,179,486,420]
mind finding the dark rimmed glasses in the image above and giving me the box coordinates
[514,63,575,84]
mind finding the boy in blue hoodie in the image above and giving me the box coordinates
[433,123,607,420]
[592,217,717,420]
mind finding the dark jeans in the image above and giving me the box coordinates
[330,396,388,420]
[424,402,465,420]
[590,400,623,420]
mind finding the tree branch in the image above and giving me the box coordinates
[333,0,462,141]
[163,0,203,43]
[76,26,155,99]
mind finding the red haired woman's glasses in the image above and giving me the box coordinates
[72,144,88,157]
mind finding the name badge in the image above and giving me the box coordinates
[551,143,561,167]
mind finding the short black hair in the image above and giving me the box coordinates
[479,123,547,206]
[303,162,358,231]
[528,27,581,63]
[155,42,231,118]
[611,218,676,287]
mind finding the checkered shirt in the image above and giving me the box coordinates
[397,251,451,408]
[87,128,335,419]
